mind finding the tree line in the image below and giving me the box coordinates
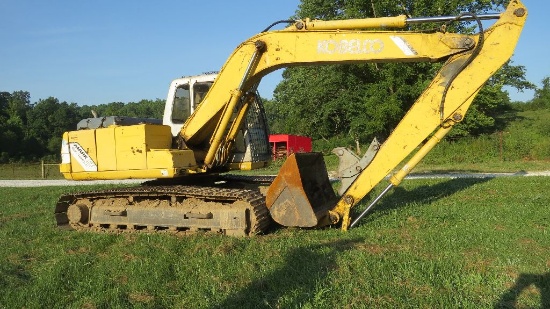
[1,74,548,163]
[0,91,164,163]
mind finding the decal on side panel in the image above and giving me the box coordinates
[69,142,98,172]
[389,36,417,56]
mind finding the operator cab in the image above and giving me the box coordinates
[162,73,271,169]
[163,73,217,137]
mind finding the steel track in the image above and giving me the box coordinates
[55,183,272,236]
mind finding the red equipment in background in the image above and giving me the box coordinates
[269,134,312,160]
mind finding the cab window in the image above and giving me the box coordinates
[192,82,213,110]
[171,84,190,123]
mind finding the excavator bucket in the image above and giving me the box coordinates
[266,153,337,227]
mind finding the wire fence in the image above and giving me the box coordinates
[0,161,62,180]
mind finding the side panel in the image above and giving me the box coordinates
[68,130,98,173]
[144,125,172,150]
[96,127,117,171]
[115,126,147,170]
[147,149,197,170]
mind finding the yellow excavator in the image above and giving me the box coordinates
[55,1,527,236]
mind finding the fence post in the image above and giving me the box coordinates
[42,160,45,179]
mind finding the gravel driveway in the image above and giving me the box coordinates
[0,171,548,187]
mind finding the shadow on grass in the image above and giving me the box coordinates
[211,238,362,309]
[351,177,492,227]
[494,272,550,308]
[0,261,32,288]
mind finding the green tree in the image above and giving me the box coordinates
[26,97,80,158]
[6,91,31,126]
[119,99,165,118]
[79,99,164,119]
[269,0,532,152]
[0,121,25,162]
[102,102,125,116]
[0,92,9,120]
[0,91,31,162]
[524,76,550,110]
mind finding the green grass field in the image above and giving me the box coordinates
[0,177,548,308]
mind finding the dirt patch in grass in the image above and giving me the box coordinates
[462,249,495,273]
[0,212,30,223]
[81,302,97,309]
[518,238,546,256]
[214,241,242,256]
[122,253,137,261]
[66,247,90,255]
[117,275,129,285]
[129,292,154,304]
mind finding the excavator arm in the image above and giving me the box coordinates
[177,0,525,229]
[332,1,527,230]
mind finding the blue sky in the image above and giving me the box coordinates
[0,0,546,106]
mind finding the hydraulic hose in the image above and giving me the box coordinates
[439,12,485,122]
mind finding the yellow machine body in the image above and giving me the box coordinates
[60,124,198,180]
